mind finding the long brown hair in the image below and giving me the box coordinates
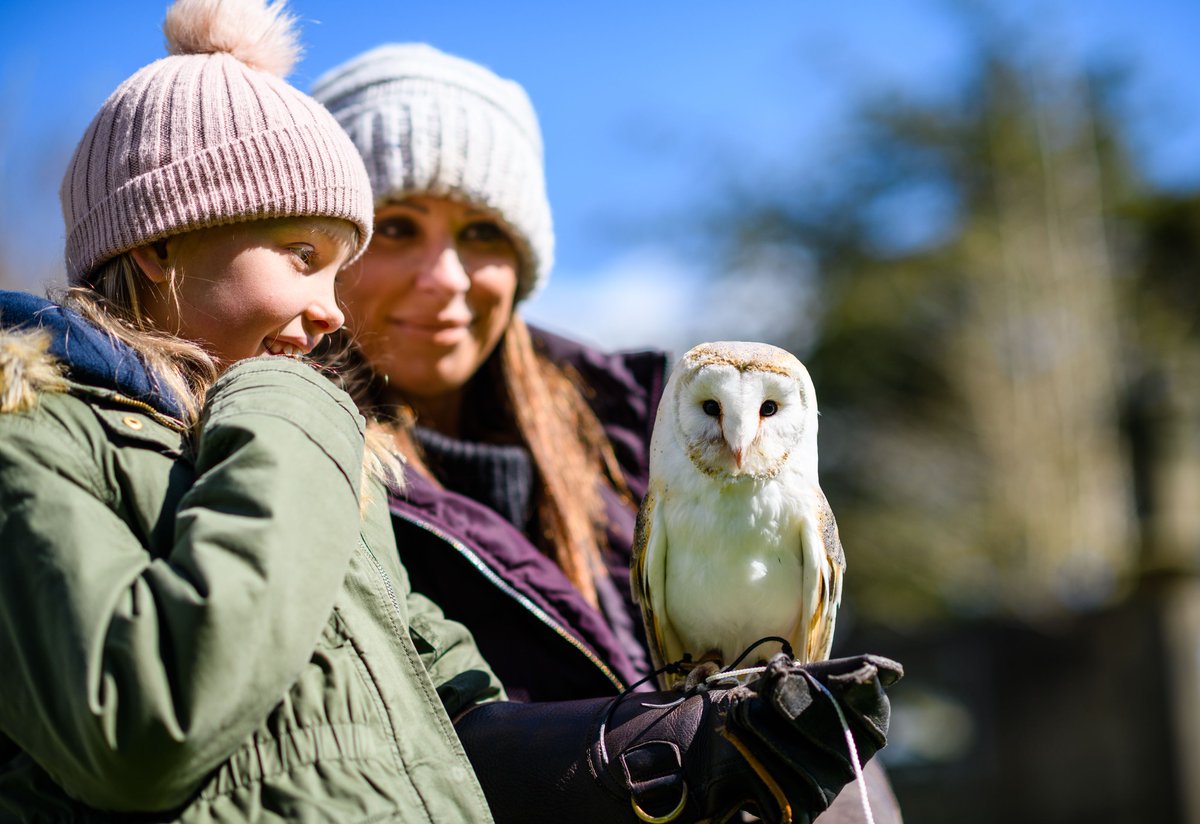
[367,315,631,608]
[497,318,632,608]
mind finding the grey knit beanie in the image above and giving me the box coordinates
[312,44,553,301]
[60,0,374,283]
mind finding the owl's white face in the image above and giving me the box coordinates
[673,360,815,481]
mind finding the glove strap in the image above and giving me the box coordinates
[598,689,691,823]
[722,727,795,824]
[620,741,689,823]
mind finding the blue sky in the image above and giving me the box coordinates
[2,0,1198,352]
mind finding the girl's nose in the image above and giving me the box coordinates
[417,244,471,293]
[306,282,345,335]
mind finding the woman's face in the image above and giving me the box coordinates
[341,196,520,414]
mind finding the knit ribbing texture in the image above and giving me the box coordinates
[312,44,553,300]
[62,50,374,281]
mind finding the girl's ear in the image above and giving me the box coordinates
[129,240,172,284]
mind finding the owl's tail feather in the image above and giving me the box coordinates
[723,729,795,824]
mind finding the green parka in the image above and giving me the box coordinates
[0,317,503,822]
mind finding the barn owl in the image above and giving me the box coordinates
[631,341,844,690]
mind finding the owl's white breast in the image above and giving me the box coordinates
[660,465,814,665]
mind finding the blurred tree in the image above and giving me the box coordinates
[1121,193,1200,574]
[703,24,1147,627]
[1128,193,1200,351]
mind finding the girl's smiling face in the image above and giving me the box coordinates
[133,217,355,367]
[337,196,520,426]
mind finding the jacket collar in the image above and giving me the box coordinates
[0,290,185,420]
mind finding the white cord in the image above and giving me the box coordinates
[810,678,875,824]
[703,664,768,684]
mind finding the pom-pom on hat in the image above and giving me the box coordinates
[312,44,554,302]
[60,0,375,282]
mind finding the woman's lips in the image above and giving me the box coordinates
[387,317,470,345]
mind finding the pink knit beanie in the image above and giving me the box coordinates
[60,0,374,283]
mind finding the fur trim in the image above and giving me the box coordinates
[164,0,301,77]
[0,329,68,413]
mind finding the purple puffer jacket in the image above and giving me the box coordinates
[388,328,669,702]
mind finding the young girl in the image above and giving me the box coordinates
[0,1,505,819]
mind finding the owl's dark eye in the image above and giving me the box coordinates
[702,400,721,417]
[760,400,778,417]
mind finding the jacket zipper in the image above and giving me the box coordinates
[361,540,404,618]
[110,392,187,431]
[391,508,626,692]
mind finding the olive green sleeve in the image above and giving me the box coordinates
[407,587,507,716]
[0,358,365,812]
[357,484,506,716]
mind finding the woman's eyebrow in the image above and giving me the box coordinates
[384,199,429,214]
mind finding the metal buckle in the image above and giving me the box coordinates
[631,783,688,823]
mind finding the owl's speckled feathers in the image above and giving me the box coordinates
[631,341,844,689]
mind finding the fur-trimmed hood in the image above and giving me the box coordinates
[0,326,68,414]
[0,291,183,419]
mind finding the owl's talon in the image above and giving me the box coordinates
[728,684,756,701]
[683,660,721,690]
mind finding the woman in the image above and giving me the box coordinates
[313,43,661,703]
[313,44,904,823]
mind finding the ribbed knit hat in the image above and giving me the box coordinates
[60,0,374,283]
[312,44,553,301]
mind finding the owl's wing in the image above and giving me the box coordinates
[631,485,683,689]
[793,481,846,664]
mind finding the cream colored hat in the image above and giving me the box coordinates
[61,0,374,282]
[312,43,554,301]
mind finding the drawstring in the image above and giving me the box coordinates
[810,678,875,824]
[599,656,692,765]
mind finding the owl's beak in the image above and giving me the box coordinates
[723,415,757,473]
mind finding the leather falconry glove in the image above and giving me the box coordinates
[455,653,902,824]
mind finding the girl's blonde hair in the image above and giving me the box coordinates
[65,216,365,422]
[62,235,403,498]
[63,252,218,424]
